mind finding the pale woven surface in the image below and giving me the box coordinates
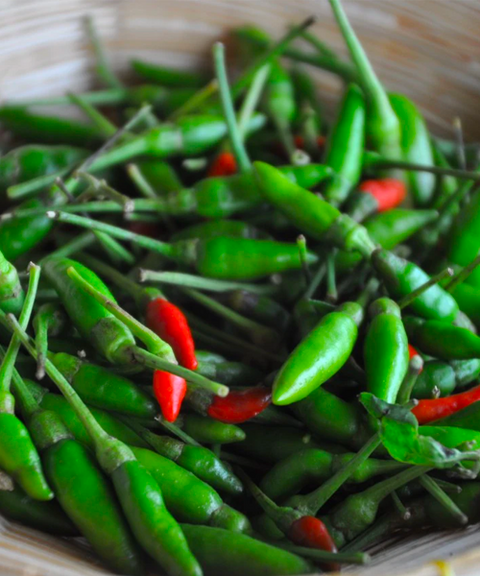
[0,0,480,574]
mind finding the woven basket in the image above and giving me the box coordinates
[1,1,480,575]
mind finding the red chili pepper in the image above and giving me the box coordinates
[288,516,338,569]
[412,384,480,424]
[206,386,272,423]
[145,298,197,370]
[207,151,237,177]
[359,178,406,212]
[127,221,159,238]
[153,370,187,422]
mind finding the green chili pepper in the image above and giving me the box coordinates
[323,84,365,206]
[179,414,245,444]
[48,352,158,418]
[131,446,251,534]
[292,387,370,449]
[123,419,242,496]
[0,483,78,536]
[273,302,363,405]
[448,282,480,329]
[0,250,24,315]
[129,159,184,197]
[447,187,480,289]
[253,162,376,258]
[0,107,104,146]
[181,524,313,576]
[131,59,207,88]
[328,0,402,161]
[260,448,406,501]
[364,298,409,403]
[291,66,323,153]
[403,316,480,360]
[197,359,264,387]
[9,318,202,576]
[412,361,456,399]
[372,249,459,321]
[0,145,87,194]
[431,140,459,209]
[6,368,144,574]
[388,93,435,206]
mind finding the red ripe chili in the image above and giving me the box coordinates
[145,298,197,370]
[288,515,338,569]
[412,384,480,424]
[206,386,272,424]
[153,370,187,422]
[207,151,237,177]
[359,178,406,212]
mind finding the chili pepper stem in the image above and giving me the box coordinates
[213,42,251,173]
[396,355,424,405]
[445,254,480,293]
[154,415,201,447]
[340,511,402,553]
[326,250,338,303]
[294,434,381,516]
[237,64,271,139]
[67,92,117,138]
[85,16,123,89]
[47,211,174,257]
[419,475,467,525]
[302,262,326,300]
[0,264,41,407]
[132,346,228,397]
[397,268,454,310]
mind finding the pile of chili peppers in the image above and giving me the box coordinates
[1,3,480,575]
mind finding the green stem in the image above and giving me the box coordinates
[131,346,229,397]
[326,249,338,303]
[391,490,410,520]
[419,475,467,525]
[274,542,369,565]
[39,231,96,263]
[127,164,157,199]
[182,287,273,339]
[433,479,462,494]
[445,254,480,293]
[396,355,424,405]
[397,268,454,310]
[303,262,326,300]
[297,434,381,515]
[85,16,123,89]
[155,415,201,447]
[236,469,299,534]
[237,65,271,140]
[453,117,466,171]
[9,198,161,218]
[67,92,117,138]
[355,277,380,310]
[221,451,267,471]
[47,211,174,258]
[169,80,218,120]
[92,231,136,266]
[296,235,311,287]
[6,315,110,443]
[340,511,401,553]
[66,267,175,360]
[9,88,130,108]
[213,43,251,173]
[300,30,339,61]
[0,265,41,399]
[138,270,276,295]
[76,172,134,212]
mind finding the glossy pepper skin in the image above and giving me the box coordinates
[0,145,87,193]
[253,161,376,258]
[404,316,480,360]
[49,352,157,418]
[153,370,187,423]
[412,361,456,399]
[372,249,459,321]
[447,188,480,290]
[412,385,480,424]
[179,414,246,445]
[131,447,251,534]
[449,282,480,329]
[0,250,24,315]
[181,524,312,576]
[364,298,409,403]
[273,302,363,405]
[388,93,435,206]
[42,258,137,364]
[175,236,318,281]
[323,84,365,206]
